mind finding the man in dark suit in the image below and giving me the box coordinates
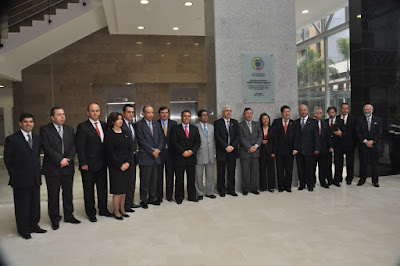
[4,113,47,239]
[213,105,240,197]
[332,103,357,186]
[356,104,382,187]
[272,105,298,192]
[313,107,333,188]
[238,108,263,195]
[40,107,80,230]
[157,106,177,202]
[325,106,340,185]
[135,105,164,209]
[121,104,139,212]
[170,110,201,204]
[295,104,320,191]
[76,103,112,222]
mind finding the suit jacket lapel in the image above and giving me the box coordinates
[18,131,32,150]
[49,123,62,140]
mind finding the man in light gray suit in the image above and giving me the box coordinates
[195,110,217,200]
[239,108,263,195]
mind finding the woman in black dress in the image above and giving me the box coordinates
[259,113,276,192]
[105,112,135,220]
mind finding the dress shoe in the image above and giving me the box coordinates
[251,190,260,195]
[321,184,330,189]
[206,194,216,199]
[188,198,199,202]
[278,189,284,192]
[308,187,314,192]
[285,188,292,193]
[242,191,248,196]
[32,226,47,233]
[99,210,113,217]
[121,213,130,218]
[113,213,123,220]
[51,222,59,230]
[373,183,380,187]
[357,181,365,186]
[140,201,148,209]
[176,199,183,204]
[227,191,238,197]
[88,216,97,222]
[124,208,135,213]
[298,185,305,191]
[346,181,352,185]
[148,199,160,206]
[333,182,341,187]
[219,193,225,197]
[65,217,81,224]
[198,196,204,200]
[132,204,141,208]
[166,197,173,202]
[268,189,275,193]
[20,233,31,239]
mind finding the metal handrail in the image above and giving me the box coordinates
[7,0,33,12]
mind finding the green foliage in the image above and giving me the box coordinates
[336,37,350,61]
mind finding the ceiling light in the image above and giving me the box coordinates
[184,2,193,6]
[0,85,4,88]
[184,54,188,57]
[194,43,199,46]
[173,27,179,31]
[160,54,165,57]
[165,42,171,45]
[136,41,142,44]
[301,10,309,14]
[357,14,361,19]
[137,26,145,30]
[140,0,148,4]
[135,54,142,57]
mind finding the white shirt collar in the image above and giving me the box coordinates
[301,115,309,120]
[224,118,230,123]
[88,118,99,124]
[20,129,31,138]
[53,122,63,130]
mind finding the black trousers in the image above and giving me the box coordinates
[359,147,379,183]
[216,153,237,194]
[175,164,196,201]
[314,154,333,186]
[81,168,108,217]
[13,186,41,235]
[45,174,74,223]
[334,148,354,183]
[124,164,137,208]
[158,149,175,200]
[259,154,276,190]
[296,154,316,188]
[276,153,294,190]
[139,164,158,203]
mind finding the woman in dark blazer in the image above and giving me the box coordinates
[259,113,276,192]
[104,112,135,220]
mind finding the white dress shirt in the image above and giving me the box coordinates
[89,118,104,142]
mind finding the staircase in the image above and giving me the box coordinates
[0,0,107,81]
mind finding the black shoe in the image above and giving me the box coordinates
[219,193,225,197]
[298,185,305,191]
[198,196,204,200]
[268,189,275,193]
[132,204,141,208]
[243,191,248,196]
[188,198,199,202]
[285,188,292,193]
[51,222,59,230]
[357,181,365,186]
[140,201,148,209]
[205,194,216,199]
[88,216,97,222]
[20,233,31,239]
[124,208,135,213]
[321,184,329,189]
[373,183,380,187]
[333,182,341,187]
[227,191,238,197]
[346,181,352,185]
[32,226,47,233]
[120,213,130,218]
[148,199,160,206]
[308,187,314,192]
[113,213,123,220]
[166,197,173,202]
[99,210,113,217]
[176,199,183,204]
[278,189,284,192]
[65,217,81,224]
[251,190,260,195]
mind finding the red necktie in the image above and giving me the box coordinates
[342,116,346,125]
[284,120,288,134]
[330,120,334,130]
[184,125,189,138]
[94,122,101,140]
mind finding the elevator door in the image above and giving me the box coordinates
[169,88,198,125]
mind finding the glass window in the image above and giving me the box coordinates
[297,40,325,88]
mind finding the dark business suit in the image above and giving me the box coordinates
[334,114,357,184]
[325,117,340,183]
[76,119,109,218]
[272,118,297,190]
[259,126,276,191]
[295,117,320,189]
[157,119,177,201]
[121,120,137,208]
[238,121,263,193]
[356,115,382,184]
[135,118,164,203]
[169,124,201,201]
[4,131,42,236]
[314,120,333,187]
[40,123,76,223]
[214,118,240,195]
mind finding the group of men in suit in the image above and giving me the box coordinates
[3,102,382,239]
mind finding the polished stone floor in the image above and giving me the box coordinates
[0,165,399,266]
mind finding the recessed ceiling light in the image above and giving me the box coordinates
[173,27,179,31]
[136,54,142,57]
[357,14,362,18]
[0,85,4,88]
[194,43,199,46]
[160,54,165,57]
[302,10,309,14]
[140,0,148,4]
[165,42,171,45]
[137,26,145,30]
[184,2,193,6]
[136,41,142,44]
[184,54,188,57]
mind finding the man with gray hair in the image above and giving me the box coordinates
[356,104,382,187]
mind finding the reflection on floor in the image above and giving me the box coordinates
[0,165,399,266]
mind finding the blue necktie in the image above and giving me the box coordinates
[226,120,230,145]
[204,124,208,136]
